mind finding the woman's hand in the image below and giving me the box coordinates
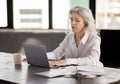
[49,60,66,67]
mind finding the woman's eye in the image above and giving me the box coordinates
[75,20,80,22]
[70,18,80,23]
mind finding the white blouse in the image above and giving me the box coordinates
[47,32,103,67]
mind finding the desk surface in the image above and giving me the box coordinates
[0,52,120,84]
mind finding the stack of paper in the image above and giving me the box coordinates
[76,66,105,78]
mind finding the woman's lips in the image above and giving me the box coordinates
[72,27,76,29]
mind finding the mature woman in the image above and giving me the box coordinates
[47,6,103,67]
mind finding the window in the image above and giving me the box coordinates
[53,0,89,29]
[0,0,7,27]
[96,0,120,29]
[13,0,48,29]
[4,0,90,29]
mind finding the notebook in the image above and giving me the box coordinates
[23,43,52,68]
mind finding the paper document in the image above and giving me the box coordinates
[77,66,104,73]
[76,66,104,78]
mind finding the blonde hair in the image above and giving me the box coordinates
[69,6,98,34]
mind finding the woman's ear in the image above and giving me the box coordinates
[84,21,88,27]
[83,21,88,31]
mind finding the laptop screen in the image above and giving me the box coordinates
[23,43,50,68]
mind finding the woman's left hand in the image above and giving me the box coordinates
[49,60,66,66]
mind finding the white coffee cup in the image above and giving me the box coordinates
[13,53,22,65]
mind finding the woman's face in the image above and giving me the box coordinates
[70,12,85,33]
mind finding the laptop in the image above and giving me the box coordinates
[23,43,51,68]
